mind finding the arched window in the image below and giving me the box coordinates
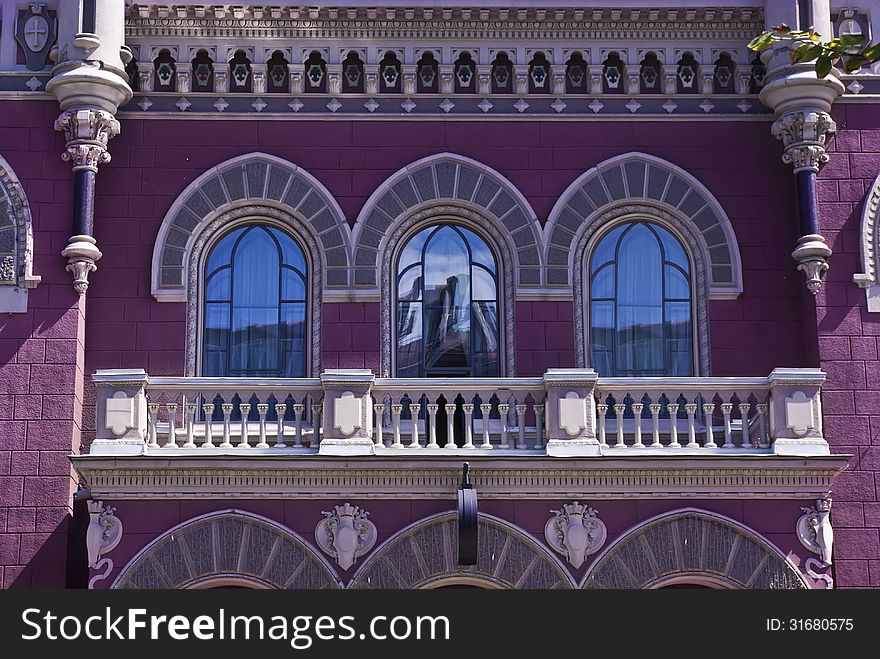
[203,225,308,378]
[396,225,499,378]
[589,221,693,377]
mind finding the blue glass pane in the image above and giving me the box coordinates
[617,223,662,306]
[462,227,496,273]
[282,268,306,301]
[664,264,690,299]
[665,301,693,376]
[657,225,689,270]
[424,227,471,370]
[206,268,230,301]
[590,300,615,375]
[233,227,280,306]
[397,265,422,302]
[203,303,229,376]
[206,227,244,274]
[591,264,614,299]
[471,265,496,301]
[269,227,307,271]
[396,301,422,377]
[472,301,499,377]
[591,224,626,273]
[398,228,430,273]
[281,302,307,377]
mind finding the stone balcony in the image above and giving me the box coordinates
[72,367,848,500]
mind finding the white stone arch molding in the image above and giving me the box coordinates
[581,508,810,590]
[0,155,41,313]
[544,152,743,296]
[111,509,342,590]
[349,511,574,589]
[854,170,880,312]
[151,152,352,302]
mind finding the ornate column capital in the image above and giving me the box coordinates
[770,110,837,174]
[54,108,121,172]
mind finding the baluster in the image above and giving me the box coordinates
[462,403,475,449]
[274,403,287,447]
[426,404,439,449]
[164,403,178,448]
[739,403,752,447]
[256,403,270,448]
[293,403,305,447]
[219,403,234,448]
[391,403,404,448]
[311,403,322,447]
[613,403,626,448]
[444,403,457,449]
[596,403,608,449]
[649,403,662,447]
[147,403,160,449]
[373,403,385,448]
[721,403,735,448]
[534,404,545,449]
[703,402,717,448]
[480,403,493,449]
[408,398,422,449]
[667,403,681,448]
[497,403,510,448]
[237,403,251,448]
[201,403,215,448]
[183,403,197,448]
[684,403,699,448]
[515,404,528,449]
[631,402,645,448]
[756,402,769,448]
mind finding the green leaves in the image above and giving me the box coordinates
[748,27,880,78]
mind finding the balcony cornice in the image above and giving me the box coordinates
[70,454,849,500]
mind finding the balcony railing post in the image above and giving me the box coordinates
[543,369,602,457]
[767,368,829,456]
[91,369,150,456]
[319,370,376,456]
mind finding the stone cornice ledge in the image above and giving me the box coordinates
[70,454,849,500]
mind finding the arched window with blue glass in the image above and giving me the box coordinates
[202,224,308,378]
[395,224,500,378]
[589,221,694,377]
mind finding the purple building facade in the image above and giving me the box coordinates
[0,0,878,589]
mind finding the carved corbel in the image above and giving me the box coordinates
[54,109,120,172]
[797,497,833,565]
[314,503,378,570]
[86,500,124,588]
[544,501,607,569]
[771,110,837,175]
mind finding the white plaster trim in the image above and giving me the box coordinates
[0,155,40,312]
[581,507,812,589]
[71,455,848,500]
[854,170,880,312]
[544,151,743,297]
[150,152,352,301]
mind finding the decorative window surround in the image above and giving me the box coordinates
[854,170,880,312]
[0,155,41,312]
[151,151,352,302]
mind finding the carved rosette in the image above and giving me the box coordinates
[797,497,833,566]
[314,503,378,571]
[86,500,124,589]
[544,501,607,569]
[770,111,837,175]
[54,109,121,173]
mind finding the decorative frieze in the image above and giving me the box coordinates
[314,503,378,570]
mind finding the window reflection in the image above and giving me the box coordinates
[203,225,308,377]
[396,225,499,377]
[590,222,693,376]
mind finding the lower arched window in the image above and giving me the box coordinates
[396,224,499,377]
[202,224,308,377]
[589,221,694,376]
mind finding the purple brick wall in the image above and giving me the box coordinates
[815,104,880,588]
[0,101,83,588]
